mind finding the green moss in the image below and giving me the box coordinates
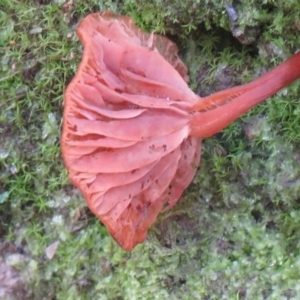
[1,0,300,299]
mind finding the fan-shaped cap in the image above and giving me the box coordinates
[62,11,202,251]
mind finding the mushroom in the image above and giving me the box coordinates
[62,11,300,251]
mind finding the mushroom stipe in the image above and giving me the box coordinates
[62,11,300,251]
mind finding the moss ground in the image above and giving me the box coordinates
[1,0,300,299]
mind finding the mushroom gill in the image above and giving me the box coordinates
[62,11,300,251]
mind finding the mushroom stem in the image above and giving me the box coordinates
[190,52,300,138]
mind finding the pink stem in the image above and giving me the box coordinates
[190,52,300,138]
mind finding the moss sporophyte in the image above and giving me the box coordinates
[61,11,300,251]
